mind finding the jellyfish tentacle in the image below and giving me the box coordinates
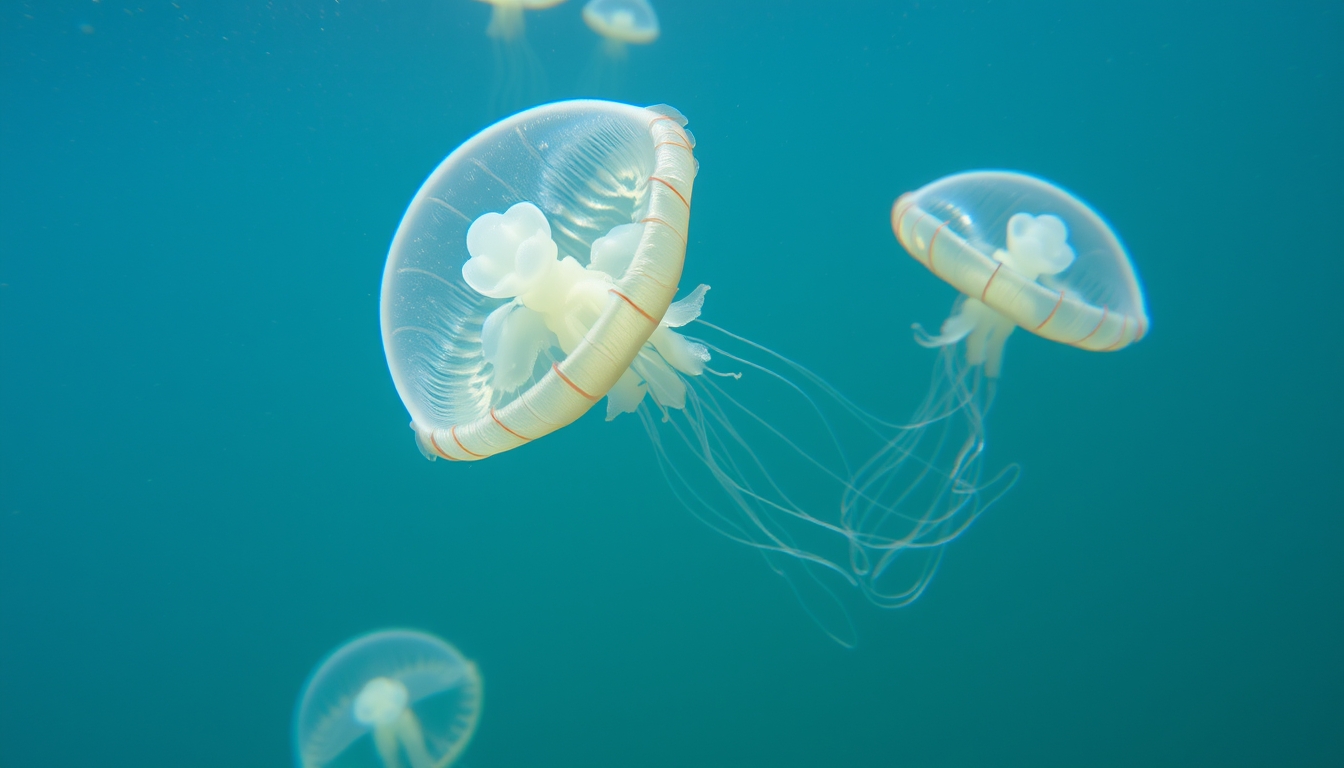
[394,708,435,768]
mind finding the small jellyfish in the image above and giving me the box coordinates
[294,630,481,768]
[579,0,659,95]
[583,0,659,58]
[475,0,568,115]
[847,171,1148,603]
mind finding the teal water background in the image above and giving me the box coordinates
[2,1,1341,766]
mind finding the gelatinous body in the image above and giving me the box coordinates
[382,100,696,461]
[294,630,481,768]
[856,170,1149,605]
[892,171,1148,376]
[584,0,660,57]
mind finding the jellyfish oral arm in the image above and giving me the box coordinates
[910,210,1080,378]
[462,201,711,422]
[391,708,436,768]
[914,297,1017,378]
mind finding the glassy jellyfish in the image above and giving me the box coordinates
[475,0,567,115]
[294,629,481,768]
[583,0,659,58]
[578,0,658,95]
[850,171,1149,602]
[381,101,997,645]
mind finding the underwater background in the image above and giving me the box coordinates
[1,1,1341,766]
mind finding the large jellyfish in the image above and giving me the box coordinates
[855,171,1149,601]
[381,101,999,644]
[294,630,481,768]
[475,0,567,115]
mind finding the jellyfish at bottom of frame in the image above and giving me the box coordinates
[382,100,1012,646]
[294,630,481,768]
[474,0,567,115]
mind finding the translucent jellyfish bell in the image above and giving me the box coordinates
[891,171,1149,377]
[583,0,660,57]
[294,630,481,768]
[381,100,696,463]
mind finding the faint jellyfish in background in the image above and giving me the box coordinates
[475,0,568,115]
[380,100,1001,645]
[294,630,481,768]
[851,170,1150,604]
[580,0,659,95]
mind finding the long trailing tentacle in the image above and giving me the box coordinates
[636,321,1018,641]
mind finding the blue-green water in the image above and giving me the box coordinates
[1,1,1341,766]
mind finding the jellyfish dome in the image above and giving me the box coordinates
[294,630,482,768]
[583,0,660,46]
[891,171,1148,376]
[381,100,696,462]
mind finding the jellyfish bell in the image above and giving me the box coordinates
[294,630,481,768]
[381,99,696,462]
[583,0,660,59]
[475,0,567,115]
[891,170,1149,378]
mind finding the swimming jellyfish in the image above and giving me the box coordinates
[579,0,658,95]
[381,101,1003,644]
[475,0,567,115]
[584,0,659,57]
[294,629,481,768]
[847,170,1149,602]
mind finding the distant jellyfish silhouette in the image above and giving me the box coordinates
[584,0,659,58]
[476,0,567,115]
[579,0,658,95]
[381,101,1009,645]
[294,630,481,768]
[847,171,1149,603]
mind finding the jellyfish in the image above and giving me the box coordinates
[583,0,660,60]
[475,0,567,115]
[849,170,1149,602]
[381,101,1004,644]
[294,629,481,768]
[579,0,659,96]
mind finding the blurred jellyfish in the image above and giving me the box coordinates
[475,0,567,115]
[380,100,1000,644]
[851,170,1149,603]
[579,0,659,95]
[584,0,659,58]
[294,629,481,768]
